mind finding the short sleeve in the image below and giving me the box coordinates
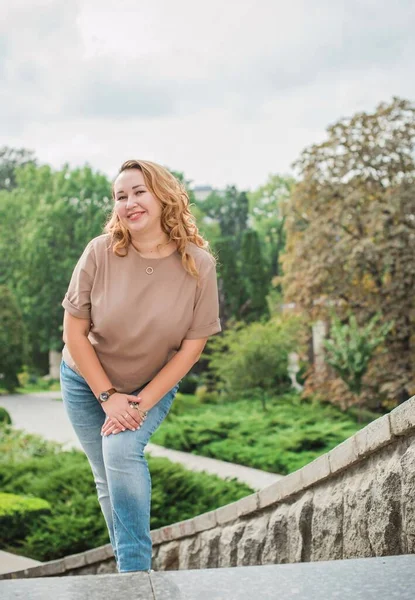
[62,241,96,320]
[184,262,222,340]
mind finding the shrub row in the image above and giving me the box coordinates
[0,492,51,544]
[0,425,252,561]
[153,392,373,474]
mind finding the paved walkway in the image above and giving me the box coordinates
[0,551,41,576]
[2,555,415,599]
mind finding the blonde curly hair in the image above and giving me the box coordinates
[104,159,217,284]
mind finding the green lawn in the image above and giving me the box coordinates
[152,391,381,475]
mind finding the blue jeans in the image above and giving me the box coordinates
[59,358,179,573]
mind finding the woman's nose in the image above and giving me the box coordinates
[126,195,138,209]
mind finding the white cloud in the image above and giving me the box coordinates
[0,0,414,188]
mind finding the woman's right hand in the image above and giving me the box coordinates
[102,392,144,431]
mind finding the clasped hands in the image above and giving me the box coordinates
[101,392,147,436]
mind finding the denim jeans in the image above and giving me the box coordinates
[59,358,180,573]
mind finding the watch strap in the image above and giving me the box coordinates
[98,387,117,403]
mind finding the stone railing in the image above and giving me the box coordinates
[1,396,414,580]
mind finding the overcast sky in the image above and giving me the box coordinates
[1,0,414,190]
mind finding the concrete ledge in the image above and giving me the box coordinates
[84,545,113,565]
[215,500,240,525]
[192,509,218,533]
[258,468,304,510]
[390,396,415,436]
[328,435,360,474]
[11,558,66,579]
[301,453,331,488]
[63,551,87,571]
[355,414,393,457]
[237,492,259,517]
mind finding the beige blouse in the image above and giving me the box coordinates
[61,234,222,393]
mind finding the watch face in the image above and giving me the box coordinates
[100,392,109,401]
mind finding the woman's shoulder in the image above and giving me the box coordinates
[185,241,217,272]
[86,233,112,254]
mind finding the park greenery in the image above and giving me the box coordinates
[0,97,413,562]
[151,389,377,475]
[323,313,393,420]
[0,417,252,561]
[281,97,415,407]
[0,96,414,410]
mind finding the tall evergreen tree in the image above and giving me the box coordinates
[240,230,270,322]
[215,237,246,323]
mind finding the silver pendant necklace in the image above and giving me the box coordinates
[131,240,174,275]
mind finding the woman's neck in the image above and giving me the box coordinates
[130,238,176,258]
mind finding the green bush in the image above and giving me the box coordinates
[0,492,51,544]
[17,366,31,388]
[152,392,377,474]
[195,385,221,404]
[169,392,201,416]
[0,426,252,561]
[206,315,306,408]
[0,406,12,425]
[178,373,199,395]
[16,367,61,392]
[0,425,63,461]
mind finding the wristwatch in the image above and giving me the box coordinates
[98,387,117,403]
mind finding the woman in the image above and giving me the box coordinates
[60,159,221,573]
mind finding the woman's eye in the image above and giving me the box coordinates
[116,191,144,201]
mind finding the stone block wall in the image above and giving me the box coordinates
[1,396,414,579]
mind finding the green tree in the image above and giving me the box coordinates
[0,285,27,391]
[197,186,251,325]
[0,146,37,191]
[282,97,415,406]
[323,313,393,421]
[200,186,249,250]
[1,164,112,370]
[214,237,245,322]
[240,229,270,322]
[17,167,112,358]
[248,174,295,281]
[206,315,304,410]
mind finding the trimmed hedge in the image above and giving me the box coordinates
[0,492,51,544]
[152,392,378,474]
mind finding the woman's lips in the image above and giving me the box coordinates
[128,211,145,221]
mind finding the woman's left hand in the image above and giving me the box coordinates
[101,410,145,436]
[101,417,124,436]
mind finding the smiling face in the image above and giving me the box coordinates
[113,168,163,236]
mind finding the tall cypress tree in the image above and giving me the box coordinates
[240,230,270,323]
[215,237,247,322]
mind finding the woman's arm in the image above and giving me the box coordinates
[101,338,207,435]
[63,310,115,399]
[135,337,208,411]
[64,311,146,432]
